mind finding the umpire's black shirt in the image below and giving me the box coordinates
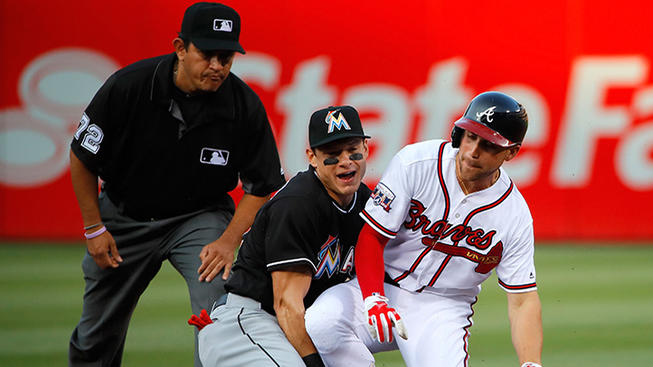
[225,166,372,315]
[71,53,285,220]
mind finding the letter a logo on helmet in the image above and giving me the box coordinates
[476,106,497,123]
[325,110,351,133]
[451,91,528,148]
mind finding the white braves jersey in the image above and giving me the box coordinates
[361,139,537,296]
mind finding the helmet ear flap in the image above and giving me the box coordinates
[451,126,463,148]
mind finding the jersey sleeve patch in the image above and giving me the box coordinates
[498,278,537,293]
[370,182,395,212]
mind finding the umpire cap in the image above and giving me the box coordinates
[179,2,246,54]
[309,106,370,149]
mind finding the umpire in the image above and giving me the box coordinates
[194,105,371,367]
[68,3,285,366]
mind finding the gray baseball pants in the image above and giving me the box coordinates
[198,293,305,367]
[69,191,232,367]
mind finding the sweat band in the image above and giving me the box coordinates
[84,226,107,239]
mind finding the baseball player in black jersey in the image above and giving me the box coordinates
[68,3,285,366]
[190,105,371,367]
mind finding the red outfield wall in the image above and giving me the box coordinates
[1,0,652,240]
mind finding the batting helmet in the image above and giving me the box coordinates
[451,91,528,148]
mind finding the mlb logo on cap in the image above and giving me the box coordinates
[213,19,233,32]
[309,105,370,148]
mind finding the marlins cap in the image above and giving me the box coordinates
[179,2,246,53]
[309,105,370,148]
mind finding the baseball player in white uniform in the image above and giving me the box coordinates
[305,91,543,367]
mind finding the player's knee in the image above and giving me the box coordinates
[305,305,345,354]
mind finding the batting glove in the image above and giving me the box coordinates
[363,293,408,343]
[187,309,213,331]
[521,363,542,367]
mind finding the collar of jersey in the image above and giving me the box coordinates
[149,53,236,121]
[331,191,358,214]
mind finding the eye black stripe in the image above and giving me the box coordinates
[323,153,363,166]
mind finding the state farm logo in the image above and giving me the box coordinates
[0,48,118,187]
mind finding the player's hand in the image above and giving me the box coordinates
[188,309,213,331]
[86,230,122,269]
[363,293,408,343]
[198,237,239,282]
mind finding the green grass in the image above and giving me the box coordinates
[1,243,652,366]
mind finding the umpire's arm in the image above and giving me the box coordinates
[69,150,122,269]
[198,193,270,282]
[271,267,324,364]
[507,290,543,365]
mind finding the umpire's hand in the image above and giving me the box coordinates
[198,237,239,282]
[86,230,123,269]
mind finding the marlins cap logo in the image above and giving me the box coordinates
[476,106,496,123]
[325,109,351,133]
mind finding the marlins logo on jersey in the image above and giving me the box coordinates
[315,235,354,279]
[325,109,351,133]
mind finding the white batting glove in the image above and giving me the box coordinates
[363,293,408,343]
[521,363,542,367]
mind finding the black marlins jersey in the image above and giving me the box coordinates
[225,166,372,314]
